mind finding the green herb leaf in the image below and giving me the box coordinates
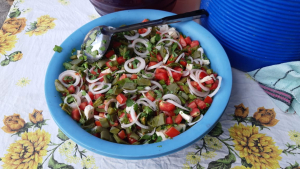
[100,46,105,51]
[139,134,151,141]
[102,40,107,44]
[169,76,174,83]
[146,42,153,52]
[155,136,163,143]
[81,90,86,96]
[66,96,75,104]
[154,90,162,99]
[126,99,135,107]
[103,85,109,89]
[63,62,72,70]
[71,48,76,54]
[53,45,63,53]
[106,89,114,94]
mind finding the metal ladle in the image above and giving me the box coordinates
[83,9,209,63]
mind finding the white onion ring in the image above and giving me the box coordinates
[132,38,149,56]
[130,106,150,129]
[104,98,117,112]
[208,76,222,97]
[162,94,181,105]
[162,47,170,64]
[130,95,137,99]
[124,57,146,73]
[140,27,152,37]
[94,115,105,120]
[89,83,111,94]
[145,128,156,135]
[64,94,81,109]
[155,46,162,50]
[198,47,204,58]
[135,120,150,129]
[120,113,141,128]
[137,98,156,110]
[124,30,139,40]
[128,44,133,48]
[136,100,150,108]
[187,78,209,97]
[84,69,104,84]
[146,61,163,70]
[158,24,169,33]
[112,70,125,76]
[190,69,209,92]
[165,99,190,111]
[161,35,173,46]
[80,90,92,103]
[156,38,182,50]
[182,70,190,77]
[58,70,81,87]
[175,53,185,63]
[194,59,203,65]
[187,56,193,63]
[188,115,203,126]
[160,66,182,73]
[116,102,126,108]
[123,89,138,94]
[75,86,80,94]
[150,80,163,91]
[210,74,216,81]
[195,70,210,91]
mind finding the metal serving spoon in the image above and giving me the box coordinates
[83,9,209,63]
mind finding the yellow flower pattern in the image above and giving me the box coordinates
[288,130,300,145]
[229,123,282,169]
[89,14,99,20]
[16,77,31,87]
[201,151,217,160]
[58,140,76,157]
[232,166,251,169]
[58,0,70,5]
[0,30,18,55]
[204,135,223,151]
[185,152,201,165]
[80,155,98,169]
[1,129,51,169]
[26,15,56,36]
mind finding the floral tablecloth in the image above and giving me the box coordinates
[0,0,300,169]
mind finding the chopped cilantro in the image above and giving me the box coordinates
[102,40,107,44]
[63,62,72,70]
[100,46,105,51]
[154,90,162,99]
[139,134,151,141]
[81,90,86,96]
[106,89,114,94]
[146,42,152,52]
[126,99,135,107]
[155,136,163,143]
[66,96,75,104]
[53,45,62,53]
[103,85,109,89]
[71,48,76,54]
[169,76,174,83]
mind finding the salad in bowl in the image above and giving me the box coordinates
[54,19,221,145]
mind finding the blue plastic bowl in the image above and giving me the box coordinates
[45,9,232,159]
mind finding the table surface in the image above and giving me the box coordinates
[0,0,299,169]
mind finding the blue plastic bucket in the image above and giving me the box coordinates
[200,1,300,71]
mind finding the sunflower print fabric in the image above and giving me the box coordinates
[0,0,299,169]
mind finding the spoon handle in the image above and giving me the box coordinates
[110,9,209,33]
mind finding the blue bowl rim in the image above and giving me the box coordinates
[45,9,232,160]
